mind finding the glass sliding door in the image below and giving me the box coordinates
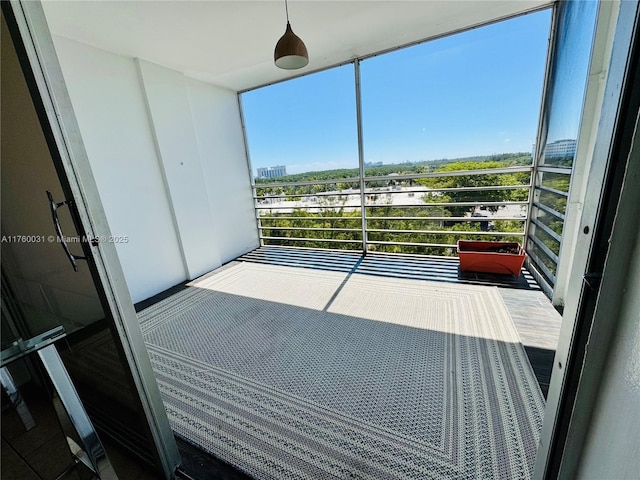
[1,2,179,477]
[526,0,599,294]
[359,10,551,256]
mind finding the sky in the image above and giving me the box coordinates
[242,8,552,175]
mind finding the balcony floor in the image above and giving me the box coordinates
[137,246,561,480]
[240,246,561,393]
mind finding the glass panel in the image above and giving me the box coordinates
[539,1,598,167]
[527,240,558,280]
[243,64,358,179]
[540,171,571,192]
[361,10,550,175]
[243,65,360,250]
[534,205,565,236]
[1,18,161,473]
[359,10,549,255]
[527,1,598,287]
[537,188,568,216]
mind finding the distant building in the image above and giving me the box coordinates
[544,139,577,158]
[257,165,287,179]
[364,161,383,167]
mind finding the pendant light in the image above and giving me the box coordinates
[274,0,309,69]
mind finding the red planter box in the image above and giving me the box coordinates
[457,240,527,276]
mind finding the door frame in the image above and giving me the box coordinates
[2,1,180,477]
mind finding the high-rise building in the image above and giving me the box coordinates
[257,165,287,178]
[544,139,577,158]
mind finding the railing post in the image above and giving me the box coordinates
[354,59,367,255]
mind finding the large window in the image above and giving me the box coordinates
[527,0,598,288]
[241,9,552,255]
[242,65,362,249]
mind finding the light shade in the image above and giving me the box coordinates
[274,22,309,69]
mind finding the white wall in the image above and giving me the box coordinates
[575,228,640,478]
[137,60,221,278]
[52,37,187,302]
[51,37,258,302]
[185,77,258,262]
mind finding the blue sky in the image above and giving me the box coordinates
[242,9,552,175]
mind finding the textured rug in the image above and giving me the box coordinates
[139,262,545,479]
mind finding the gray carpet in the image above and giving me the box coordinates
[139,262,545,479]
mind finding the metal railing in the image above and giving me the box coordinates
[254,166,534,257]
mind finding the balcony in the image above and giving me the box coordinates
[5,0,638,479]
[135,164,563,478]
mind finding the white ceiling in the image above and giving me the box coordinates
[42,0,552,92]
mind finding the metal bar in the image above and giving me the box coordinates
[525,247,557,285]
[354,59,368,254]
[536,165,573,174]
[364,184,530,194]
[255,191,359,199]
[256,205,362,210]
[259,216,361,221]
[37,344,117,479]
[533,201,566,220]
[238,94,263,247]
[255,176,360,188]
[260,236,362,244]
[366,228,524,236]
[254,183,530,199]
[528,233,560,264]
[0,367,36,430]
[537,185,570,197]
[531,217,563,242]
[363,166,532,182]
[257,200,529,210]
[365,201,530,208]
[365,216,526,221]
[252,166,533,189]
[367,240,456,248]
[261,215,526,222]
[259,226,362,232]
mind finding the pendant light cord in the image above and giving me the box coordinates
[285,0,290,22]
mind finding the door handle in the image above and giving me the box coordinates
[46,191,87,272]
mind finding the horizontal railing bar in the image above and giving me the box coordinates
[366,201,530,208]
[249,246,362,259]
[252,166,533,189]
[260,236,362,244]
[537,185,569,197]
[256,191,357,199]
[259,216,362,221]
[259,226,361,232]
[365,216,526,221]
[259,215,527,222]
[528,233,560,264]
[363,166,533,182]
[256,205,362,210]
[257,201,530,210]
[532,201,566,220]
[367,228,524,236]
[255,184,531,200]
[536,165,572,174]
[255,176,360,188]
[526,248,557,284]
[530,218,562,242]
[367,240,456,248]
